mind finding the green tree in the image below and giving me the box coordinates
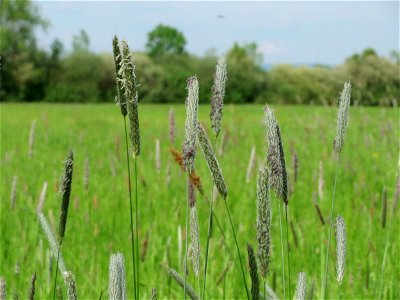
[146,24,187,57]
[0,0,48,100]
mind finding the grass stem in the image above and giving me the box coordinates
[124,117,137,300]
[285,205,291,298]
[223,200,250,300]
[278,201,286,299]
[323,154,341,298]
[184,178,190,300]
[134,156,140,298]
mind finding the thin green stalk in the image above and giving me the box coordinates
[323,154,341,298]
[184,178,190,300]
[124,117,137,300]
[202,188,213,299]
[377,233,389,299]
[134,157,140,299]
[278,201,286,299]
[52,241,61,300]
[223,200,250,300]
[285,205,291,298]
[203,136,218,299]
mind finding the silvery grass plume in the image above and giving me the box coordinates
[28,272,36,300]
[38,213,67,274]
[59,150,74,244]
[335,216,346,284]
[112,35,127,117]
[36,181,48,214]
[264,106,289,205]
[63,271,77,300]
[294,272,307,300]
[247,244,260,300]
[10,175,17,210]
[256,165,271,278]
[188,181,200,277]
[246,146,257,183]
[167,268,199,300]
[381,187,387,229]
[210,54,227,137]
[84,157,89,191]
[169,108,175,144]
[318,161,324,200]
[197,123,227,199]
[334,82,351,153]
[109,253,127,300]
[119,40,140,157]
[0,277,6,300]
[183,76,199,174]
[155,139,161,173]
[28,120,36,158]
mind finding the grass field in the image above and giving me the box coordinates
[0,103,398,299]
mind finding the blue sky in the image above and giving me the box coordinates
[35,1,399,65]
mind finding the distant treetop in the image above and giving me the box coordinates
[146,24,187,58]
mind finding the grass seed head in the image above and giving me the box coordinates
[334,82,351,153]
[0,277,6,300]
[335,215,346,284]
[58,149,74,244]
[112,35,127,117]
[256,164,271,278]
[120,40,140,157]
[210,54,227,137]
[109,253,127,300]
[63,271,77,300]
[167,267,199,300]
[36,181,48,214]
[197,123,227,199]
[295,272,307,300]
[265,106,289,205]
[189,207,200,277]
[247,244,260,300]
[183,76,199,174]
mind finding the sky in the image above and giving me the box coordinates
[35,1,399,66]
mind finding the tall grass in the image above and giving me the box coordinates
[324,82,351,298]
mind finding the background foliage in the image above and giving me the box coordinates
[1,0,399,105]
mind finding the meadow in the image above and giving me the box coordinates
[0,103,398,299]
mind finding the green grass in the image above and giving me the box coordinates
[0,103,398,299]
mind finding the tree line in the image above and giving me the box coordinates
[1,0,399,106]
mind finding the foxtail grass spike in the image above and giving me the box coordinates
[109,253,127,300]
[264,106,288,205]
[38,213,67,273]
[151,288,157,300]
[28,272,36,300]
[83,157,89,191]
[36,181,48,214]
[10,175,17,210]
[246,146,256,183]
[169,108,175,144]
[295,272,307,300]
[119,40,140,157]
[197,123,227,199]
[183,76,199,174]
[335,216,346,284]
[167,268,199,300]
[334,82,351,153]
[112,35,127,117]
[381,187,387,229]
[58,149,74,244]
[256,164,271,278]
[28,120,36,158]
[189,206,200,278]
[63,272,77,300]
[0,277,6,300]
[247,244,260,300]
[210,54,227,137]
